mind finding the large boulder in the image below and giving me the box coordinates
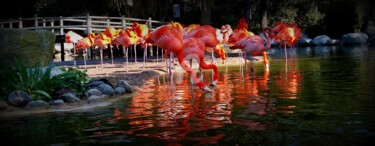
[341,33,368,45]
[0,29,55,68]
[311,35,331,46]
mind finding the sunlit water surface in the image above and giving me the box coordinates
[1,45,375,145]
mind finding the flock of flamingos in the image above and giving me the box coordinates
[65,18,302,92]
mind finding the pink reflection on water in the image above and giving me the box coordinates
[102,66,303,144]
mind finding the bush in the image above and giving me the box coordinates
[0,58,91,101]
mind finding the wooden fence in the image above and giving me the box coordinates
[0,14,167,62]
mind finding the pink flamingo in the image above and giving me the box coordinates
[114,28,139,74]
[74,33,96,68]
[104,26,121,65]
[65,31,83,66]
[228,28,273,72]
[132,22,149,68]
[144,25,212,92]
[94,33,111,70]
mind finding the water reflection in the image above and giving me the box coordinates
[1,45,374,145]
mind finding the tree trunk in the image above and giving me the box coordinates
[244,0,252,29]
[260,0,268,30]
[200,0,212,25]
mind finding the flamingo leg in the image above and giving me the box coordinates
[110,45,114,65]
[262,51,269,72]
[126,47,129,74]
[134,44,137,63]
[143,45,147,69]
[73,43,76,66]
[83,48,87,69]
[285,44,288,76]
[169,52,174,91]
[156,46,159,66]
[100,46,103,70]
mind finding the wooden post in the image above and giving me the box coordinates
[148,17,153,57]
[61,41,65,62]
[106,18,111,59]
[51,19,54,33]
[59,16,63,35]
[42,19,46,27]
[121,15,126,30]
[34,14,38,29]
[86,13,93,60]
[86,14,92,33]
[18,18,22,28]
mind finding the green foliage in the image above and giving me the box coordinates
[0,58,91,101]
[55,67,91,97]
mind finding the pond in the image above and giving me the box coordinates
[1,45,374,145]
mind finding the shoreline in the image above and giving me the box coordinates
[0,55,262,118]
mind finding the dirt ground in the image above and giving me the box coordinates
[62,54,256,88]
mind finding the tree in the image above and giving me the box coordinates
[200,0,213,25]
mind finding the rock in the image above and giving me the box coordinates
[341,33,368,45]
[49,99,65,105]
[8,90,32,107]
[87,80,106,88]
[96,84,115,95]
[86,88,103,96]
[311,35,331,46]
[25,100,49,109]
[114,87,126,95]
[0,29,55,68]
[45,66,64,78]
[88,78,114,88]
[61,93,80,102]
[51,87,76,100]
[0,99,8,110]
[87,95,106,104]
[298,38,312,46]
[117,80,133,93]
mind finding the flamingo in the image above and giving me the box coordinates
[65,31,83,66]
[228,28,273,72]
[235,18,248,30]
[272,22,302,49]
[132,22,149,67]
[144,25,212,92]
[94,32,111,70]
[183,25,231,63]
[183,38,220,86]
[104,26,121,65]
[114,28,139,74]
[74,33,96,68]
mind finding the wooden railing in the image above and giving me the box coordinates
[0,14,166,35]
[0,14,167,62]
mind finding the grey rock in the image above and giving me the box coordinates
[311,35,331,46]
[0,99,8,110]
[341,33,368,45]
[25,100,49,109]
[117,80,133,93]
[86,88,103,96]
[87,95,105,103]
[8,90,32,107]
[61,93,80,102]
[49,99,65,105]
[96,84,115,95]
[0,29,55,68]
[114,87,126,95]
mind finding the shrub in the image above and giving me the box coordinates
[0,58,91,101]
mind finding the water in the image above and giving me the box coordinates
[1,45,375,145]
